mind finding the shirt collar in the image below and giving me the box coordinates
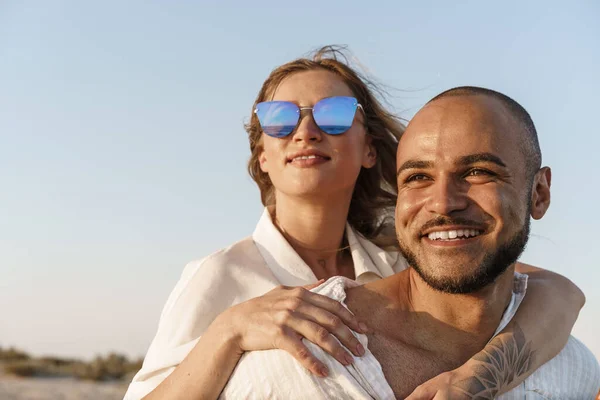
[493,272,529,338]
[252,208,394,286]
[345,223,396,283]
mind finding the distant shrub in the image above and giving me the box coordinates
[73,358,106,381]
[4,361,38,377]
[0,346,144,381]
[39,356,76,367]
[0,346,30,361]
[72,353,142,381]
[124,357,143,375]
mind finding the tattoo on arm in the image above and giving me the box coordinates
[451,323,535,399]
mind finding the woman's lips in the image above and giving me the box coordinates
[288,155,330,167]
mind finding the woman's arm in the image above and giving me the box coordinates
[142,312,243,400]
[143,283,369,400]
[490,263,585,392]
[407,262,585,399]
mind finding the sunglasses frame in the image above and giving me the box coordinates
[254,96,364,138]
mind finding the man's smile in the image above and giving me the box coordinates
[426,229,483,241]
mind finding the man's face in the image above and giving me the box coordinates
[395,95,536,294]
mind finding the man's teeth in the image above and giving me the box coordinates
[427,229,481,241]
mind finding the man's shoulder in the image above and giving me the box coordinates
[503,335,600,398]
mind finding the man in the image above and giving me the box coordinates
[347,86,599,398]
[219,87,600,399]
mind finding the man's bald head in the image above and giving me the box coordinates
[428,86,542,181]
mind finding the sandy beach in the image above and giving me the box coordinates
[0,369,128,400]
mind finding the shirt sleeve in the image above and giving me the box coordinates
[123,237,278,400]
[123,252,239,400]
[498,336,600,399]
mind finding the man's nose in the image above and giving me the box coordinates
[292,110,322,143]
[425,176,469,216]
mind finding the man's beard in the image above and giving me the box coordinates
[398,217,531,295]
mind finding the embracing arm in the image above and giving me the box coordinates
[490,263,585,392]
[142,283,367,400]
[142,313,243,400]
[408,262,585,399]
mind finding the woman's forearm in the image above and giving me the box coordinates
[497,264,584,391]
[451,263,584,396]
[143,312,243,400]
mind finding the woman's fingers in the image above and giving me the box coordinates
[285,318,356,367]
[274,328,330,377]
[301,279,325,291]
[292,303,365,357]
[289,287,368,335]
[234,283,369,373]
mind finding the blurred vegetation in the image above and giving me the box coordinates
[0,345,143,381]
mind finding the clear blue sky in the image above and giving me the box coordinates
[1,1,598,362]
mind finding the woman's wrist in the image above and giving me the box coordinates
[206,307,244,356]
[144,309,246,400]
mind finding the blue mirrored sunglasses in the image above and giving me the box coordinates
[254,96,363,138]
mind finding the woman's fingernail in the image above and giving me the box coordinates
[345,353,354,365]
[359,322,368,333]
[357,344,365,356]
[320,366,329,377]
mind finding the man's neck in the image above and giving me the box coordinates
[388,266,516,358]
[272,191,354,279]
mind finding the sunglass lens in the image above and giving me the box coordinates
[255,101,299,138]
[312,96,358,135]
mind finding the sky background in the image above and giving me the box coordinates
[1,1,598,363]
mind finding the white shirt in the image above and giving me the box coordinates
[220,275,600,400]
[124,209,408,399]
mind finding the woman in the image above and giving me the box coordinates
[125,46,584,399]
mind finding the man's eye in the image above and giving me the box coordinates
[465,168,495,177]
[406,174,430,182]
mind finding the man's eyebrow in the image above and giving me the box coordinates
[396,160,433,176]
[459,153,507,168]
[396,153,506,176]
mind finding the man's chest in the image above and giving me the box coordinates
[345,285,467,398]
[367,332,458,399]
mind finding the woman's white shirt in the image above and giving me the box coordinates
[124,209,408,399]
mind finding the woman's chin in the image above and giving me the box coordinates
[277,183,351,201]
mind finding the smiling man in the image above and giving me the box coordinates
[347,87,600,398]
[218,87,600,399]
[364,86,598,396]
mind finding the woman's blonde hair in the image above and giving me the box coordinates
[246,46,405,249]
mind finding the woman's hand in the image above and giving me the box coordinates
[217,280,368,377]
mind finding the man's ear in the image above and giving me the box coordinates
[530,167,551,220]
[362,136,377,169]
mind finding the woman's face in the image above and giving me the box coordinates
[258,69,376,202]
